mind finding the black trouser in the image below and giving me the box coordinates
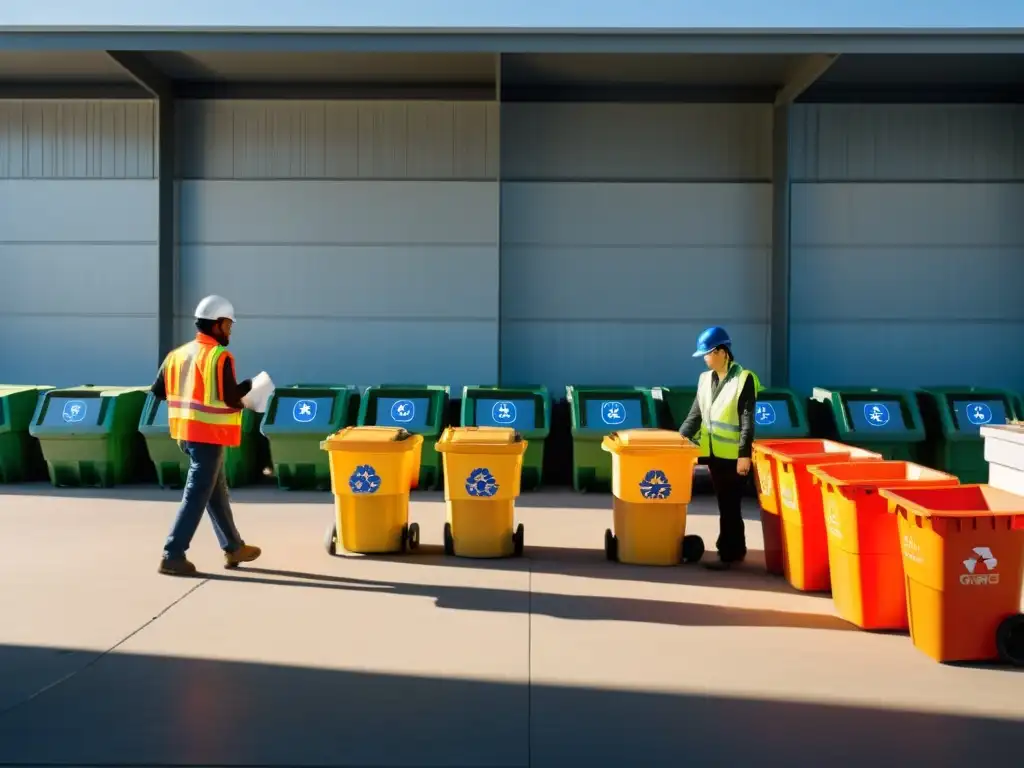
[706,456,747,562]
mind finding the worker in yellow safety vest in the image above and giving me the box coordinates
[678,326,758,571]
[150,295,262,576]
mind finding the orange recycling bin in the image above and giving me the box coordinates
[753,440,801,575]
[809,461,959,630]
[760,440,883,592]
[879,485,1024,665]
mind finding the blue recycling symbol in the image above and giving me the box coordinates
[639,469,672,500]
[864,402,890,427]
[348,464,382,494]
[492,400,517,424]
[966,402,993,426]
[292,399,317,423]
[391,399,415,423]
[466,467,499,498]
[755,402,777,426]
[62,400,87,424]
[601,401,627,426]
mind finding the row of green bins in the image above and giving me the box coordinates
[460,386,551,490]
[0,385,53,482]
[916,386,1020,483]
[659,385,811,445]
[567,386,659,492]
[810,387,926,461]
[29,386,151,488]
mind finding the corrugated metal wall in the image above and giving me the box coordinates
[176,100,499,392]
[0,100,157,386]
[500,104,773,393]
[789,104,1024,392]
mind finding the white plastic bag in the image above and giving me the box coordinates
[242,371,275,413]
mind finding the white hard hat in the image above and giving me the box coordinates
[194,295,236,322]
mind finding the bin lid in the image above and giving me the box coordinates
[809,460,958,492]
[880,484,1024,519]
[320,426,419,452]
[602,428,699,454]
[436,426,527,454]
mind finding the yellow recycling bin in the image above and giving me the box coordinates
[436,426,528,558]
[320,426,424,555]
[601,429,704,565]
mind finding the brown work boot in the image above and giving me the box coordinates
[224,543,261,569]
[159,557,197,577]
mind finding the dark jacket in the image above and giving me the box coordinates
[678,365,756,459]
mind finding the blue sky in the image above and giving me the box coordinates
[1,0,1023,30]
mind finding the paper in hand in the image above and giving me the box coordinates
[242,371,275,413]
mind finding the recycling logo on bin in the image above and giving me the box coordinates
[863,402,890,427]
[639,470,672,500]
[62,400,87,424]
[755,402,777,426]
[466,467,499,497]
[292,399,317,423]
[966,402,993,426]
[391,399,415,424]
[601,401,627,426]
[491,400,517,424]
[348,464,382,494]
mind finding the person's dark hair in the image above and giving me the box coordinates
[195,318,218,335]
[715,344,734,362]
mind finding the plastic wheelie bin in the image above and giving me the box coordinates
[879,484,1024,665]
[260,384,360,490]
[758,440,883,592]
[809,461,959,630]
[567,386,659,493]
[0,385,51,483]
[357,385,448,491]
[600,429,705,566]
[810,387,926,462]
[30,386,151,487]
[460,385,550,490]
[916,387,1017,483]
[320,426,424,555]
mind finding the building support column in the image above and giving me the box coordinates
[769,104,791,387]
[496,52,504,385]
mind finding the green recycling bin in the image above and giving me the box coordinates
[657,385,698,441]
[30,386,150,488]
[260,384,361,490]
[138,393,263,489]
[916,387,1019,483]
[753,388,811,440]
[0,385,52,483]
[809,387,926,461]
[566,385,659,493]
[459,385,551,490]
[357,384,449,490]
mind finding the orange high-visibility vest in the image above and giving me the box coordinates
[163,333,243,447]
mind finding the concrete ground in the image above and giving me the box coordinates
[0,483,1021,768]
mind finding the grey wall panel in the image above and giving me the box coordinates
[0,101,156,179]
[502,104,772,181]
[176,100,498,180]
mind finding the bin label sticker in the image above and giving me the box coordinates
[966,402,993,426]
[601,401,626,426]
[755,403,777,426]
[391,399,415,423]
[778,473,797,511]
[466,467,499,498]
[348,464,382,494]
[755,460,773,497]
[825,498,842,541]
[901,534,924,566]
[292,399,317,423]
[639,470,672,500]
[492,400,517,424]
[62,400,87,424]
[961,546,1000,586]
[864,402,890,427]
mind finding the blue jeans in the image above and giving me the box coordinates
[163,441,244,560]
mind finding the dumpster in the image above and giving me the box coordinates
[567,386,659,493]
[321,426,424,555]
[879,484,1024,665]
[810,387,926,461]
[809,461,960,630]
[138,393,263,489]
[460,385,550,490]
[600,429,705,565]
[30,386,150,487]
[357,385,448,491]
[260,384,360,490]
[981,423,1024,496]
[0,385,51,483]
[758,440,883,592]
[917,387,1017,483]
[436,427,528,558]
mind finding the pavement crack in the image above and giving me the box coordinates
[0,578,210,719]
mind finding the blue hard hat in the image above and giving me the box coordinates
[693,326,731,357]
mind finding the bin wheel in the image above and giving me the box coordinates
[443,522,455,556]
[681,534,705,564]
[996,614,1024,667]
[324,522,338,556]
[400,524,409,552]
[513,523,525,557]
[407,522,421,551]
[604,529,618,562]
